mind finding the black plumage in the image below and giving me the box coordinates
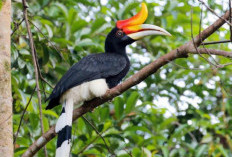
[57,125,72,148]
[46,27,134,109]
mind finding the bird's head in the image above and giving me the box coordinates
[105,3,171,53]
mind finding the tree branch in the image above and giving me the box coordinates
[11,18,24,36]
[22,9,232,157]
[82,116,115,155]
[191,7,217,67]
[28,20,65,61]
[14,86,36,145]
[229,0,232,41]
[199,0,232,27]
[21,0,48,156]
[189,48,232,59]
[201,40,231,45]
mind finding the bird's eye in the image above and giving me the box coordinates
[116,30,124,37]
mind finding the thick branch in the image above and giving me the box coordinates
[22,9,232,157]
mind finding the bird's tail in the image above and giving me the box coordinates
[55,99,73,157]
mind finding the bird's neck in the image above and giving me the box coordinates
[105,40,127,55]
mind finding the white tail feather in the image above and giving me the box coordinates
[56,141,71,157]
[55,99,73,157]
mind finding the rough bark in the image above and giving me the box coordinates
[0,0,13,156]
[22,9,232,157]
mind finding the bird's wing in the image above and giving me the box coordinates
[47,53,127,104]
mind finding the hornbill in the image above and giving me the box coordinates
[46,3,171,157]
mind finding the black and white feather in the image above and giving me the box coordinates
[46,53,128,109]
[46,53,130,157]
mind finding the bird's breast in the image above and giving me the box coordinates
[60,79,109,107]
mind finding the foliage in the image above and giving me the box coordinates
[12,0,232,156]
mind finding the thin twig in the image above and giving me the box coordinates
[230,0,232,41]
[34,47,54,89]
[76,135,99,155]
[39,75,54,89]
[123,148,133,157]
[75,127,111,155]
[82,116,115,156]
[199,4,219,65]
[33,49,48,99]
[217,62,232,68]
[29,21,62,89]
[174,121,198,143]
[219,81,232,97]
[201,40,231,45]
[28,20,65,61]
[169,61,206,70]
[14,86,36,144]
[11,18,25,36]
[199,0,232,27]
[170,58,232,70]
[216,74,228,128]
[40,81,47,100]
[190,7,217,67]
[190,48,232,59]
[38,89,52,95]
[21,0,48,156]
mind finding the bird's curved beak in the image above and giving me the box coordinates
[117,3,171,40]
[123,24,172,40]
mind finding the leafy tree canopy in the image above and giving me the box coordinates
[12,0,232,156]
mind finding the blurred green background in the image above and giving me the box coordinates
[11,0,232,156]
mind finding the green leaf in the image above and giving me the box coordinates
[42,110,59,118]
[76,38,95,47]
[118,2,140,20]
[91,18,106,33]
[14,147,28,156]
[42,45,50,65]
[124,126,151,134]
[132,147,142,156]
[45,24,53,38]
[114,97,124,119]
[71,19,88,33]
[161,146,169,157]
[42,116,49,131]
[218,145,229,157]
[196,144,208,157]
[125,91,139,114]
[19,49,30,55]
[17,57,26,69]
[29,113,39,130]
[99,106,109,121]
[54,3,68,18]
[104,133,124,141]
